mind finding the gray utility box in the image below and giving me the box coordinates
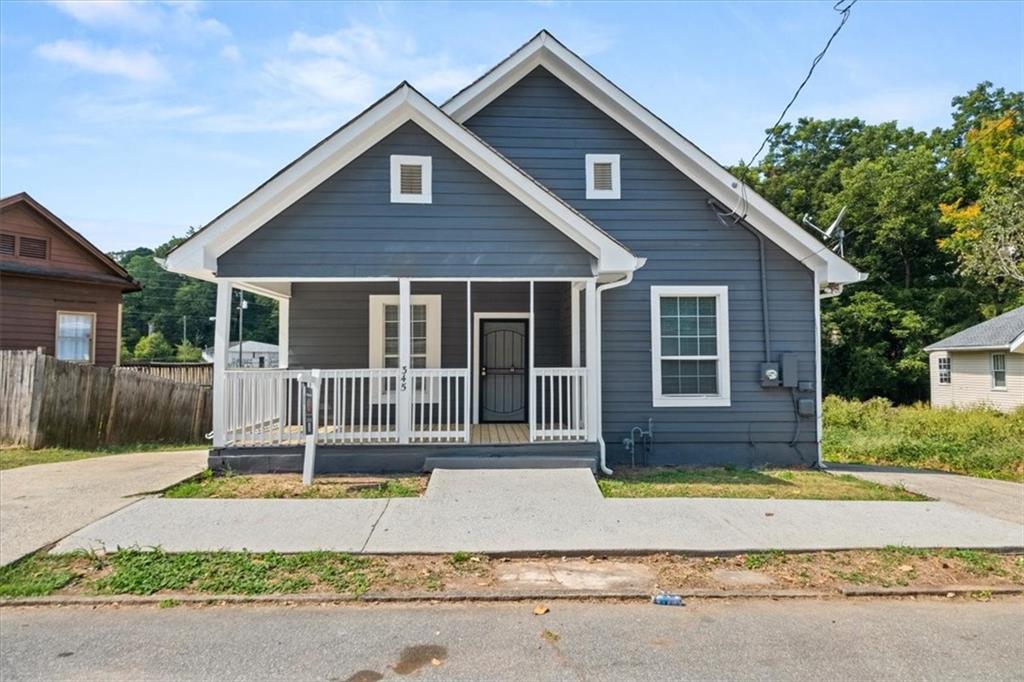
[781,353,799,388]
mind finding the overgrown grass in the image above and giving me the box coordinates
[163,470,426,499]
[598,467,924,500]
[0,553,91,597]
[0,443,201,471]
[823,397,1024,481]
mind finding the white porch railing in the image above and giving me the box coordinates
[532,367,588,441]
[224,369,306,447]
[409,368,470,443]
[223,368,471,447]
[318,369,401,445]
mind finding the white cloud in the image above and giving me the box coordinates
[48,0,229,38]
[36,40,167,82]
[281,23,483,102]
[797,87,956,129]
[220,44,241,62]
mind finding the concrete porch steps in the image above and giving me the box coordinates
[423,456,598,472]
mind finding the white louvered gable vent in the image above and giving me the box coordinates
[391,155,432,204]
[585,154,620,199]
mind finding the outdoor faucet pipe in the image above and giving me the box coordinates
[595,269,637,476]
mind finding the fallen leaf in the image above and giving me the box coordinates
[533,605,549,616]
[431,658,442,667]
[947,592,956,598]
[898,564,914,573]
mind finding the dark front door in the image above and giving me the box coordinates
[479,319,528,423]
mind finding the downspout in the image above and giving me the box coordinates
[595,266,641,475]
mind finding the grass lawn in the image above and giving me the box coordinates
[1,547,1020,599]
[823,397,1024,482]
[163,470,427,499]
[598,467,925,500]
[0,444,202,471]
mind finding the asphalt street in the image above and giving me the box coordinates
[2,598,1023,681]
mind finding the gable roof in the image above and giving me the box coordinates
[442,30,865,288]
[165,82,642,282]
[925,306,1024,353]
[0,192,141,291]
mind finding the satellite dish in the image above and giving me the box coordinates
[802,206,848,257]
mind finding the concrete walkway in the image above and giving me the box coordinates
[827,463,1024,524]
[53,468,1024,555]
[1,450,206,565]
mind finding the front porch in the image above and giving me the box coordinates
[211,278,600,470]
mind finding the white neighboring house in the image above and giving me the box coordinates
[925,306,1024,412]
[202,341,279,369]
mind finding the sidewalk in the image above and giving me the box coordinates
[1,450,206,565]
[827,463,1023,524]
[53,469,1024,555]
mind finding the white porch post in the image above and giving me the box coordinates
[212,280,233,447]
[584,278,599,442]
[571,282,583,368]
[528,280,536,442]
[397,278,412,444]
[465,280,472,443]
[277,298,290,369]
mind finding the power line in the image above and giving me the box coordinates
[745,0,859,171]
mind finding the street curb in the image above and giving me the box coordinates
[3,585,1021,608]
[841,585,1024,597]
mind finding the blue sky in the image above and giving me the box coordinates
[1,1,1020,252]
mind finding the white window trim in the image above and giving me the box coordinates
[650,285,730,407]
[390,154,432,204]
[368,295,441,369]
[990,352,1007,391]
[937,356,951,385]
[55,310,96,364]
[585,153,620,200]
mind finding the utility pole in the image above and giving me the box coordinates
[182,316,187,345]
[237,292,248,367]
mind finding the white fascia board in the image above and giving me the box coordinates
[1009,330,1024,353]
[165,84,639,280]
[443,33,864,286]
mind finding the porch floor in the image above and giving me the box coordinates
[470,423,529,445]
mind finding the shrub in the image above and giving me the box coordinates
[823,396,1024,481]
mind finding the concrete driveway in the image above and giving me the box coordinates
[0,449,206,565]
[827,463,1024,524]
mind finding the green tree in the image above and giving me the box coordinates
[133,331,175,361]
[174,340,203,362]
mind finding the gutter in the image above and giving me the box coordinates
[594,263,643,475]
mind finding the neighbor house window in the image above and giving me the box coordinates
[650,285,730,407]
[390,155,432,203]
[585,154,620,199]
[56,312,95,363]
[991,353,1006,389]
[368,295,441,370]
[937,356,951,385]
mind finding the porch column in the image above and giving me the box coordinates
[212,280,233,447]
[571,282,583,368]
[397,278,411,444]
[465,280,472,442]
[584,278,599,442]
[277,298,290,369]
[528,280,536,442]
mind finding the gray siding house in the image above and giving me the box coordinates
[165,31,863,475]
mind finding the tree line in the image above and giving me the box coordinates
[110,81,1022,404]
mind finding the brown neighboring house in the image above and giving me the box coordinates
[0,193,140,367]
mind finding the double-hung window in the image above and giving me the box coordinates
[937,356,951,385]
[991,353,1007,390]
[56,311,95,363]
[650,286,730,407]
[368,295,441,371]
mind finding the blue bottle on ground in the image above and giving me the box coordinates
[651,594,684,606]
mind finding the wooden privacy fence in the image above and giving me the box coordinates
[119,361,213,386]
[0,351,211,449]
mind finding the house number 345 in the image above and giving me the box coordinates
[400,366,408,391]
